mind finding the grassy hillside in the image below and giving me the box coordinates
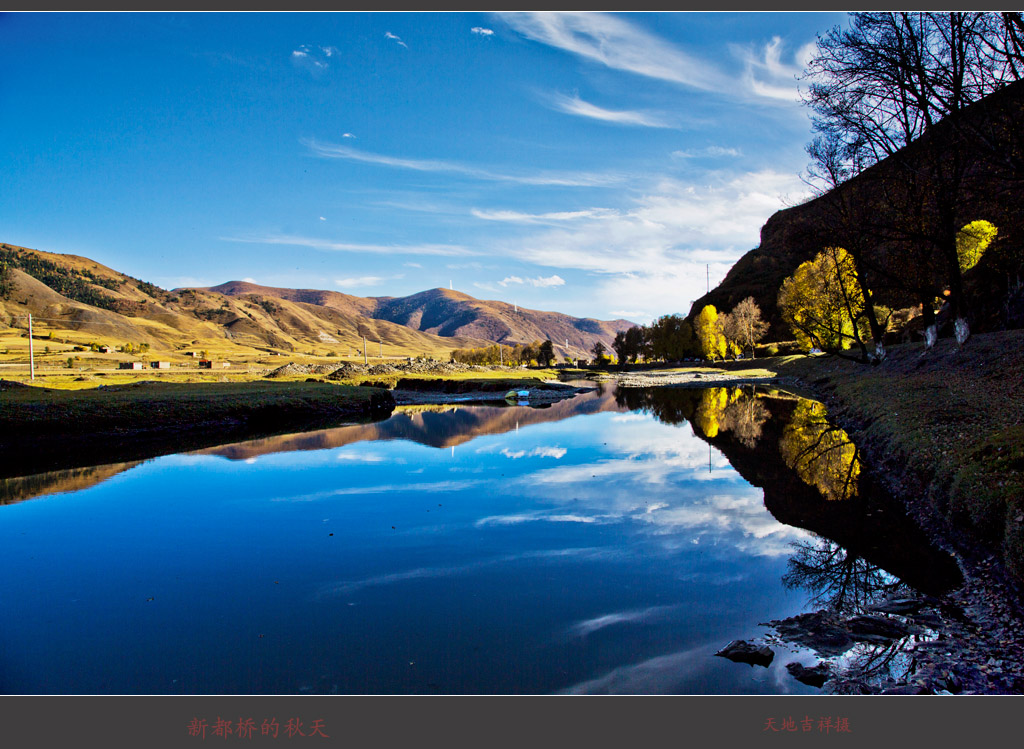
[0,242,632,372]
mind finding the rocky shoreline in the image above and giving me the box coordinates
[611,367,1024,695]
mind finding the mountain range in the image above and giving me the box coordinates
[0,243,635,360]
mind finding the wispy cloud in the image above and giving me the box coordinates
[488,169,809,319]
[500,12,732,93]
[500,446,567,459]
[556,645,714,694]
[672,146,742,159]
[222,233,478,257]
[302,138,624,187]
[385,31,408,49]
[291,44,332,72]
[501,12,810,105]
[567,604,681,638]
[274,479,485,503]
[472,207,617,224]
[335,276,386,288]
[471,27,494,36]
[499,274,565,288]
[342,132,356,139]
[734,36,812,103]
[335,452,387,463]
[319,547,606,596]
[545,92,676,129]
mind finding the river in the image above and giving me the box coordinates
[0,384,962,694]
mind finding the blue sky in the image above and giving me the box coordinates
[1,11,847,323]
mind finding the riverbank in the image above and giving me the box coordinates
[0,379,395,477]
[0,370,582,477]
[607,328,1024,694]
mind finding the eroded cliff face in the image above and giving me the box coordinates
[689,79,1024,341]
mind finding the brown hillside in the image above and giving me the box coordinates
[1,242,631,361]
[0,243,490,359]
[209,283,637,360]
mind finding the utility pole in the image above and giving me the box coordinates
[363,336,367,365]
[28,313,35,380]
[379,340,382,358]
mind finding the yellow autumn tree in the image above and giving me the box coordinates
[694,305,726,361]
[777,246,867,354]
[956,220,998,273]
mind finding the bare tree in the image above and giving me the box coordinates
[721,297,769,359]
[801,12,1024,347]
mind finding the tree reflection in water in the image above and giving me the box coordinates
[718,387,770,448]
[783,535,930,689]
[780,400,861,501]
[783,537,907,616]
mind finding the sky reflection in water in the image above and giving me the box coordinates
[0,389,827,694]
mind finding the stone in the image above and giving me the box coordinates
[867,596,925,615]
[766,612,854,656]
[714,640,775,667]
[845,614,910,643]
[786,661,832,688]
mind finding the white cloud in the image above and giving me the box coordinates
[672,146,742,159]
[222,234,478,258]
[302,138,624,187]
[274,479,485,502]
[734,36,807,103]
[335,276,386,288]
[488,169,809,320]
[471,27,494,36]
[335,452,386,463]
[472,207,617,225]
[500,446,567,459]
[403,262,423,269]
[291,44,335,73]
[567,605,681,638]
[545,92,676,129]
[501,12,811,105]
[385,31,408,48]
[319,216,326,221]
[342,132,356,139]
[500,12,731,93]
[499,274,565,288]
[242,277,257,283]
[556,645,713,694]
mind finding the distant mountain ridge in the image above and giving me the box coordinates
[200,281,635,358]
[0,243,635,359]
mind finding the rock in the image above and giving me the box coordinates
[766,611,854,656]
[880,684,933,695]
[845,614,910,643]
[867,596,926,615]
[786,661,832,688]
[714,640,775,667]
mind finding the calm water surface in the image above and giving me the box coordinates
[0,385,958,694]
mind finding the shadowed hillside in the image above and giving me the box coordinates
[688,79,1024,340]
